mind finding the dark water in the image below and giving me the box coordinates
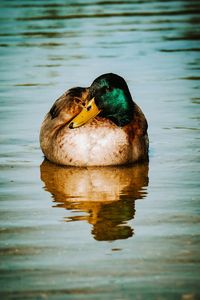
[0,0,200,299]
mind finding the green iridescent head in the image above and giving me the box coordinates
[88,73,134,126]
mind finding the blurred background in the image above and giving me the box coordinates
[0,0,199,299]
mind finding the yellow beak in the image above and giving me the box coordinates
[68,98,101,129]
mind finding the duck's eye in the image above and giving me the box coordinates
[87,105,92,111]
[98,86,107,95]
[104,86,112,93]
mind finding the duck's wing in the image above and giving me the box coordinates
[123,103,148,143]
[48,87,89,123]
[40,87,89,148]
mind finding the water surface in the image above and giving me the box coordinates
[0,0,200,299]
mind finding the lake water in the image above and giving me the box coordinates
[0,0,200,299]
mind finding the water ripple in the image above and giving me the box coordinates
[16,9,200,21]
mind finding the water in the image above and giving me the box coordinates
[0,0,200,299]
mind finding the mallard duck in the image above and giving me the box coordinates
[40,73,148,166]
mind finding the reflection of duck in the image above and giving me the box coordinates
[40,73,148,166]
[40,160,149,241]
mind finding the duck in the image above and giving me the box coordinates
[40,73,149,166]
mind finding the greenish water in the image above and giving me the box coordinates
[0,0,200,299]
